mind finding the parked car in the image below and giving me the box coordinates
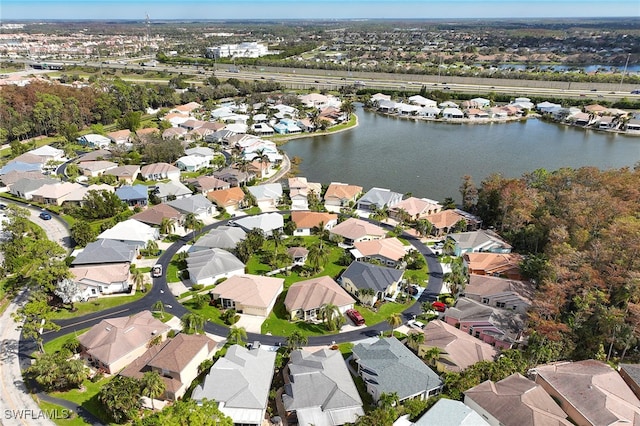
[346,309,365,326]
[151,264,163,278]
[0,203,6,210]
[39,212,52,220]
[432,301,447,312]
[408,320,425,329]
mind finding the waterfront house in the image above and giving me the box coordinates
[464,373,572,426]
[190,226,246,252]
[530,360,640,426]
[324,182,363,209]
[131,203,183,228]
[140,163,181,182]
[211,274,283,317]
[390,197,442,221]
[251,122,275,135]
[464,275,534,314]
[424,209,481,236]
[351,237,408,267]
[536,101,562,114]
[284,276,355,321]
[329,218,386,246]
[442,107,465,119]
[416,320,497,373]
[207,186,246,210]
[340,261,403,305]
[233,212,284,237]
[115,184,148,207]
[97,219,160,249]
[104,165,141,185]
[356,187,403,212]
[447,229,512,255]
[377,99,399,113]
[464,252,523,279]
[371,93,391,105]
[352,337,442,403]
[408,95,437,108]
[186,248,245,286]
[274,118,302,134]
[192,345,276,426]
[78,310,170,374]
[418,106,441,118]
[283,348,364,426]
[291,211,338,236]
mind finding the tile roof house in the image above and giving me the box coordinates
[131,203,183,227]
[390,197,442,221]
[330,218,386,247]
[424,209,481,236]
[71,239,137,265]
[69,262,131,298]
[77,149,112,162]
[351,237,408,268]
[340,261,403,306]
[356,187,403,212]
[283,348,364,426]
[464,252,523,280]
[324,182,363,209]
[120,334,218,400]
[464,373,572,426]
[104,165,141,185]
[63,183,115,207]
[417,320,498,373]
[352,337,442,403]
[464,275,534,314]
[115,184,149,207]
[162,126,187,140]
[619,364,640,400]
[8,176,57,200]
[97,219,160,248]
[140,163,181,182]
[530,360,640,426]
[207,186,246,209]
[233,212,284,237]
[0,170,47,187]
[284,276,356,321]
[30,182,84,206]
[192,345,276,426]
[107,129,131,145]
[247,183,283,210]
[78,310,170,374]
[411,398,490,426]
[186,248,245,286]
[287,246,309,266]
[211,274,284,317]
[167,194,214,220]
[77,133,111,149]
[444,297,527,350]
[152,181,192,202]
[291,211,338,237]
[213,166,254,187]
[190,226,246,252]
[78,160,118,177]
[448,229,512,256]
[187,176,230,195]
[287,177,322,211]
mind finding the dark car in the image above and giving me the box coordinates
[39,212,52,220]
[0,203,6,210]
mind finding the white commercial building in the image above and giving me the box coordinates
[206,42,269,59]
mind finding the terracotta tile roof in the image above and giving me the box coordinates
[70,262,130,284]
[212,274,284,310]
[425,209,466,230]
[131,203,182,226]
[330,218,386,241]
[147,334,217,372]
[285,276,355,312]
[207,186,245,207]
[324,182,363,202]
[464,253,523,276]
[291,211,338,230]
[391,197,442,217]
[353,237,407,261]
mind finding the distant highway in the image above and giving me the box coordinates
[2,57,639,101]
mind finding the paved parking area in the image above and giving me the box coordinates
[234,314,266,334]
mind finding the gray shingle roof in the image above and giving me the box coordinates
[190,226,246,251]
[352,337,441,401]
[357,187,403,208]
[414,398,489,426]
[71,239,137,265]
[186,248,244,282]
[167,194,212,214]
[340,261,404,292]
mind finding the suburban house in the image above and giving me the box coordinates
[424,209,482,236]
[31,182,85,206]
[68,262,131,299]
[78,160,118,177]
[283,348,364,426]
[167,194,214,221]
[416,320,498,373]
[162,127,187,140]
[464,373,572,426]
[284,276,356,321]
[8,177,57,200]
[186,248,245,286]
[447,230,512,256]
[97,219,160,249]
[207,186,246,210]
[1,170,48,187]
[324,182,363,210]
[390,197,442,221]
[106,129,131,147]
[28,145,66,163]
[152,181,192,202]
[211,274,284,317]
[351,237,408,267]
[290,211,338,236]
[410,399,489,426]
[185,146,216,163]
[340,261,403,306]
[78,149,112,162]
[213,166,254,187]
[442,107,465,119]
[464,275,534,314]
[190,226,246,252]
[408,95,438,108]
[0,161,43,175]
[351,337,442,403]
[330,218,387,247]
[444,297,527,349]
[232,212,284,237]
[131,203,183,228]
[288,176,322,210]
[287,246,309,266]
[115,184,149,207]
[77,133,111,149]
[247,183,283,210]
[62,183,115,207]
[71,239,136,266]
[464,253,523,280]
[104,165,141,185]
[356,187,403,212]
[176,155,209,172]
[192,345,276,426]
[78,310,171,374]
[530,360,640,426]
[140,163,181,182]
[119,334,218,401]
[619,364,640,399]
[186,176,230,195]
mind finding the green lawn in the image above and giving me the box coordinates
[51,377,112,425]
[49,292,146,320]
[354,301,411,327]
[43,328,90,355]
[183,299,224,326]
[166,258,184,283]
[36,400,87,426]
[261,292,329,336]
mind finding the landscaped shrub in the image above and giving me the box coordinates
[191,284,204,291]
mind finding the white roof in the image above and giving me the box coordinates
[97,219,159,246]
[234,212,284,233]
[29,145,64,158]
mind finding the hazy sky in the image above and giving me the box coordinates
[3,0,639,20]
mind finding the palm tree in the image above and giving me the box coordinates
[395,208,411,228]
[387,313,402,337]
[286,330,308,352]
[319,303,343,331]
[415,219,434,238]
[378,392,399,409]
[181,312,205,334]
[445,257,468,299]
[140,371,166,410]
[270,228,283,254]
[341,99,355,120]
[228,325,248,346]
[131,269,145,291]
[308,242,330,273]
[160,217,176,236]
[356,288,376,306]
[371,205,390,222]
[184,213,204,243]
[442,237,456,255]
[145,239,159,256]
[423,347,443,368]
[407,331,425,350]
[254,148,270,179]
[311,221,329,242]
[151,300,165,317]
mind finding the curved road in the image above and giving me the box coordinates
[44,214,443,346]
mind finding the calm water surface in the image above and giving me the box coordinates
[280,106,640,202]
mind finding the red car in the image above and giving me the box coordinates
[432,301,447,312]
[346,309,365,326]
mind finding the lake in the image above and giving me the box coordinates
[280,106,640,202]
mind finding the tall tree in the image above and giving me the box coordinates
[140,371,166,410]
[286,330,309,352]
[459,175,478,212]
[228,325,248,346]
[387,313,402,336]
[12,291,60,353]
[181,312,206,335]
[184,213,204,243]
[98,376,141,424]
[308,242,330,273]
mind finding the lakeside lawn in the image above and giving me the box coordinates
[49,291,146,320]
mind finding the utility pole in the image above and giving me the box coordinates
[619,53,631,92]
